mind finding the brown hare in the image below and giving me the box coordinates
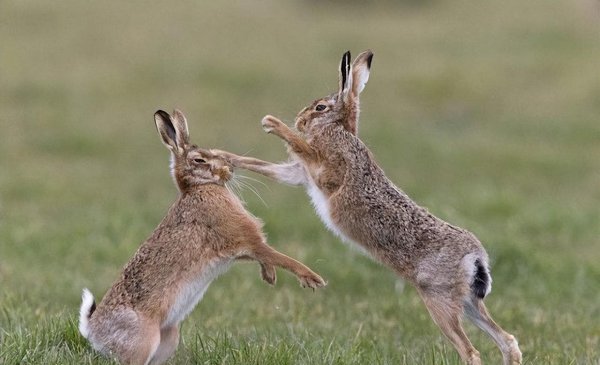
[214,51,522,365]
[78,109,326,365]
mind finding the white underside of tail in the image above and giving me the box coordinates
[79,288,95,339]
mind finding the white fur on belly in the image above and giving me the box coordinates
[306,180,370,257]
[164,258,233,327]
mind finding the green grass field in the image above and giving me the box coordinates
[1,1,599,364]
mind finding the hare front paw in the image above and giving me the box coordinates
[260,263,277,286]
[298,271,327,290]
[261,115,285,134]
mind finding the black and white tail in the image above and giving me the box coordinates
[79,288,96,338]
[471,259,491,299]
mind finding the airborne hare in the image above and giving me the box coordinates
[78,109,326,365]
[215,51,522,365]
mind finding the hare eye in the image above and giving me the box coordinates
[193,158,206,164]
[315,104,327,111]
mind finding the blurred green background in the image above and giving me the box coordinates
[1,0,599,364]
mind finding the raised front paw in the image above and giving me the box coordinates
[298,271,327,290]
[260,263,277,286]
[261,115,285,134]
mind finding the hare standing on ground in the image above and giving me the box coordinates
[214,51,522,365]
[78,109,326,365]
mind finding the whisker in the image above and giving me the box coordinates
[226,180,246,204]
[235,178,268,207]
[241,148,255,157]
[237,175,270,190]
[234,180,246,202]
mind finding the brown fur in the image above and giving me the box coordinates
[78,109,326,365]
[214,51,522,365]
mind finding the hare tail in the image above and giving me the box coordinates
[78,288,96,338]
[471,259,491,299]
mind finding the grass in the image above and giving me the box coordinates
[1,0,599,364]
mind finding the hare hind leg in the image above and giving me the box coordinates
[89,310,160,365]
[120,322,160,365]
[148,325,180,365]
[113,322,160,365]
[464,298,522,365]
[418,290,482,365]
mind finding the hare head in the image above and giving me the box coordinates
[154,109,232,192]
[295,50,373,136]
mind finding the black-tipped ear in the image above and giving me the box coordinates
[339,51,352,97]
[154,110,178,152]
[341,51,351,89]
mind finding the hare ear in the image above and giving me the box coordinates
[351,50,373,96]
[171,109,190,147]
[154,110,178,152]
[338,50,353,101]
